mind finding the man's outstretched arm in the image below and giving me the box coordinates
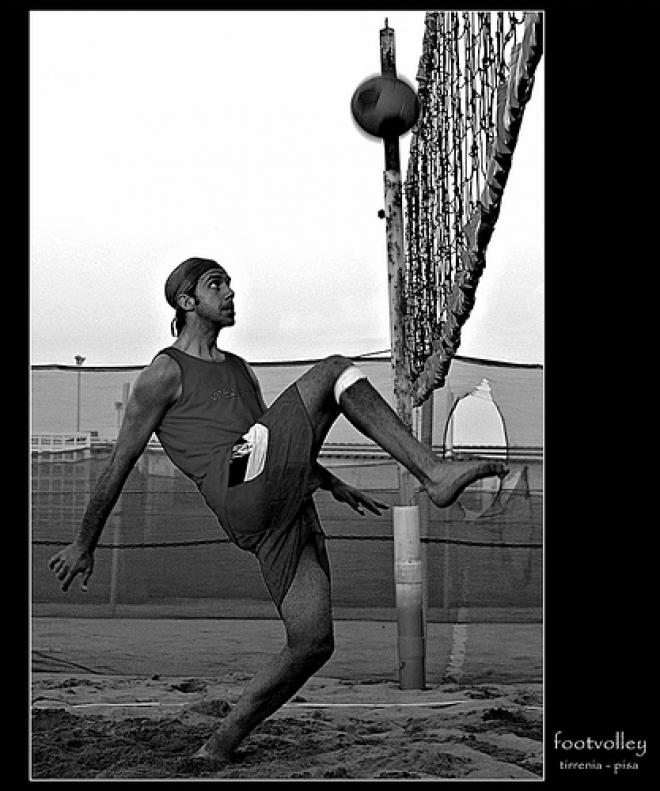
[48,355,181,591]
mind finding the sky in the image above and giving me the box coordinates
[30,10,543,368]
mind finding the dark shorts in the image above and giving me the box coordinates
[210,384,331,610]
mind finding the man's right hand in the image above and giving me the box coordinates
[48,543,94,592]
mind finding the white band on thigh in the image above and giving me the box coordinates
[333,365,366,405]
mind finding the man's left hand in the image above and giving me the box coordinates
[329,480,389,516]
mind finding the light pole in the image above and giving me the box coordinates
[74,355,86,432]
[114,402,123,437]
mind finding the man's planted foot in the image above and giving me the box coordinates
[183,738,236,774]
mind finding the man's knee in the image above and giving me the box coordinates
[289,628,335,668]
[317,354,353,379]
[315,356,368,406]
[307,631,335,667]
[298,355,352,399]
[298,355,354,409]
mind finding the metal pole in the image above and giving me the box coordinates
[419,395,434,626]
[74,355,85,432]
[443,390,455,616]
[114,402,122,436]
[380,20,424,690]
[121,382,131,428]
[393,505,425,688]
[109,506,122,616]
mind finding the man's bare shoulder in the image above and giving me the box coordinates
[133,351,182,404]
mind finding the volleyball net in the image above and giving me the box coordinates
[404,11,543,405]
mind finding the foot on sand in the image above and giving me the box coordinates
[187,742,235,772]
[420,459,508,508]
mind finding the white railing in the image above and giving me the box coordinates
[320,443,542,461]
[31,433,92,454]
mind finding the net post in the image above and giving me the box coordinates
[393,506,426,689]
[380,22,414,506]
[380,20,425,690]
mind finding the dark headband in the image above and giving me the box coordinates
[164,258,221,309]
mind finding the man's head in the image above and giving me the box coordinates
[165,257,235,336]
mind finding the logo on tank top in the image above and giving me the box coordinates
[210,387,246,401]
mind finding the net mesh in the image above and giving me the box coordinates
[404,11,543,404]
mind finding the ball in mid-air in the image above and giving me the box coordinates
[351,75,420,139]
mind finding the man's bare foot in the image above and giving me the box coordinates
[179,751,232,777]
[421,460,508,508]
[191,740,234,766]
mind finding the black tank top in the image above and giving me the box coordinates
[154,347,263,486]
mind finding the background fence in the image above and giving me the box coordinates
[32,445,542,622]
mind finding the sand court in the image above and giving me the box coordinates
[32,616,542,779]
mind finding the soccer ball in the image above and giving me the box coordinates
[351,74,420,139]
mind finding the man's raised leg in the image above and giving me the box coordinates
[193,539,334,762]
[295,355,507,508]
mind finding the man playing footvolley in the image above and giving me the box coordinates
[49,257,506,764]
